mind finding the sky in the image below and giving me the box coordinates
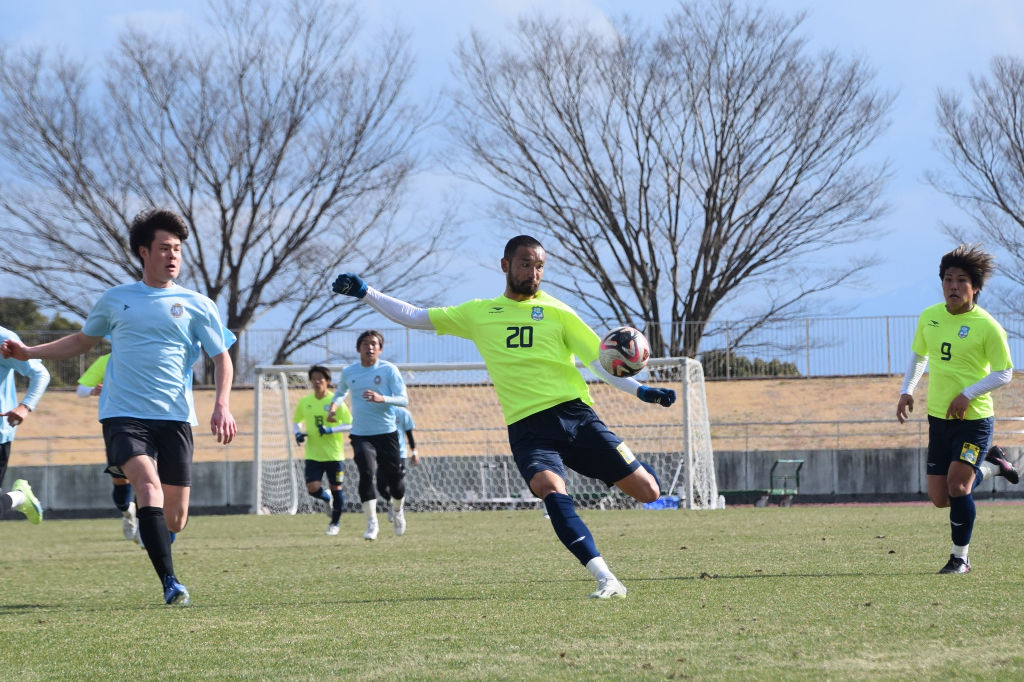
[2,0,1024,326]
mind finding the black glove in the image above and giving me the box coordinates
[317,424,330,436]
[295,432,307,445]
[331,273,367,299]
[637,385,676,407]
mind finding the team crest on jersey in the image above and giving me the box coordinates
[170,302,184,318]
[531,306,544,321]
[374,375,381,385]
[959,326,970,338]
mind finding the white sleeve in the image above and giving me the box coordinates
[362,287,434,330]
[961,368,1013,400]
[587,358,642,396]
[77,384,94,398]
[900,353,927,395]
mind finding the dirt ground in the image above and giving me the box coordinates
[11,374,1024,465]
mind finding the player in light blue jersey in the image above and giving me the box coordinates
[0,325,50,487]
[1,208,237,606]
[328,330,410,539]
[393,406,420,466]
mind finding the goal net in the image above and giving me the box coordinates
[253,357,718,514]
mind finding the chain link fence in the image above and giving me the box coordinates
[15,312,1024,387]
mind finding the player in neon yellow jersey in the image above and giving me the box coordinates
[78,352,138,541]
[293,365,352,535]
[897,244,1018,574]
[330,235,675,599]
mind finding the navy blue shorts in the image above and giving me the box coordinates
[926,415,993,477]
[305,459,344,486]
[507,399,640,487]
[101,417,193,487]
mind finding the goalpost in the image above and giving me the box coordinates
[253,357,718,514]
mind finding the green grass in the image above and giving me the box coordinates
[3,503,1023,680]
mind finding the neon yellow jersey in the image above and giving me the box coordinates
[429,291,601,424]
[292,393,351,462]
[78,353,110,388]
[911,303,1013,420]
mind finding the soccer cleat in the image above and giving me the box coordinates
[589,577,627,599]
[364,516,379,541]
[938,554,970,574]
[325,523,339,536]
[163,575,190,605]
[392,509,406,536]
[986,445,1020,485]
[122,501,138,541]
[11,479,42,524]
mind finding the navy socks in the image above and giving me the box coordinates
[948,493,976,546]
[543,492,600,566]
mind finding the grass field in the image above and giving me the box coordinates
[3,504,1023,680]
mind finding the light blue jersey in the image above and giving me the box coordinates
[0,326,50,444]
[82,281,234,424]
[394,406,415,459]
[332,360,408,436]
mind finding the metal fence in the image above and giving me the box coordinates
[15,312,1024,387]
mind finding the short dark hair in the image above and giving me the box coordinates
[128,208,190,263]
[503,235,544,262]
[356,329,384,351]
[939,243,994,295]
[308,365,331,384]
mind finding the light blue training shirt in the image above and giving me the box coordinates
[332,360,408,436]
[394,405,415,459]
[0,325,51,444]
[82,281,234,425]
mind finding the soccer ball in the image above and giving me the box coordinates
[599,326,650,377]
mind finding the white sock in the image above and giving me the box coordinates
[7,491,26,507]
[585,556,614,582]
[392,497,404,514]
[978,461,997,481]
[362,499,377,520]
[952,543,969,559]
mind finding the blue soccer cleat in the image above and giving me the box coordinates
[12,479,42,524]
[163,575,190,605]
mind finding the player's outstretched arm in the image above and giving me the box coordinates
[1,331,98,361]
[587,359,676,407]
[211,351,237,444]
[331,273,434,330]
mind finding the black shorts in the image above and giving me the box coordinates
[305,459,345,486]
[507,399,640,487]
[101,417,194,487]
[926,415,993,477]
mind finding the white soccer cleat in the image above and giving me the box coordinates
[325,523,339,536]
[589,577,627,599]
[122,501,138,541]
[392,509,406,536]
[363,516,379,541]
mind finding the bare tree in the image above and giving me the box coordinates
[446,1,892,358]
[0,0,455,366]
[929,55,1024,313]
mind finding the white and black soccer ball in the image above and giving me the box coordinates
[599,326,650,377]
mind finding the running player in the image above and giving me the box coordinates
[293,365,352,535]
[1,208,237,605]
[896,243,1018,574]
[1,325,50,487]
[77,351,138,541]
[329,235,675,598]
[327,330,410,539]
